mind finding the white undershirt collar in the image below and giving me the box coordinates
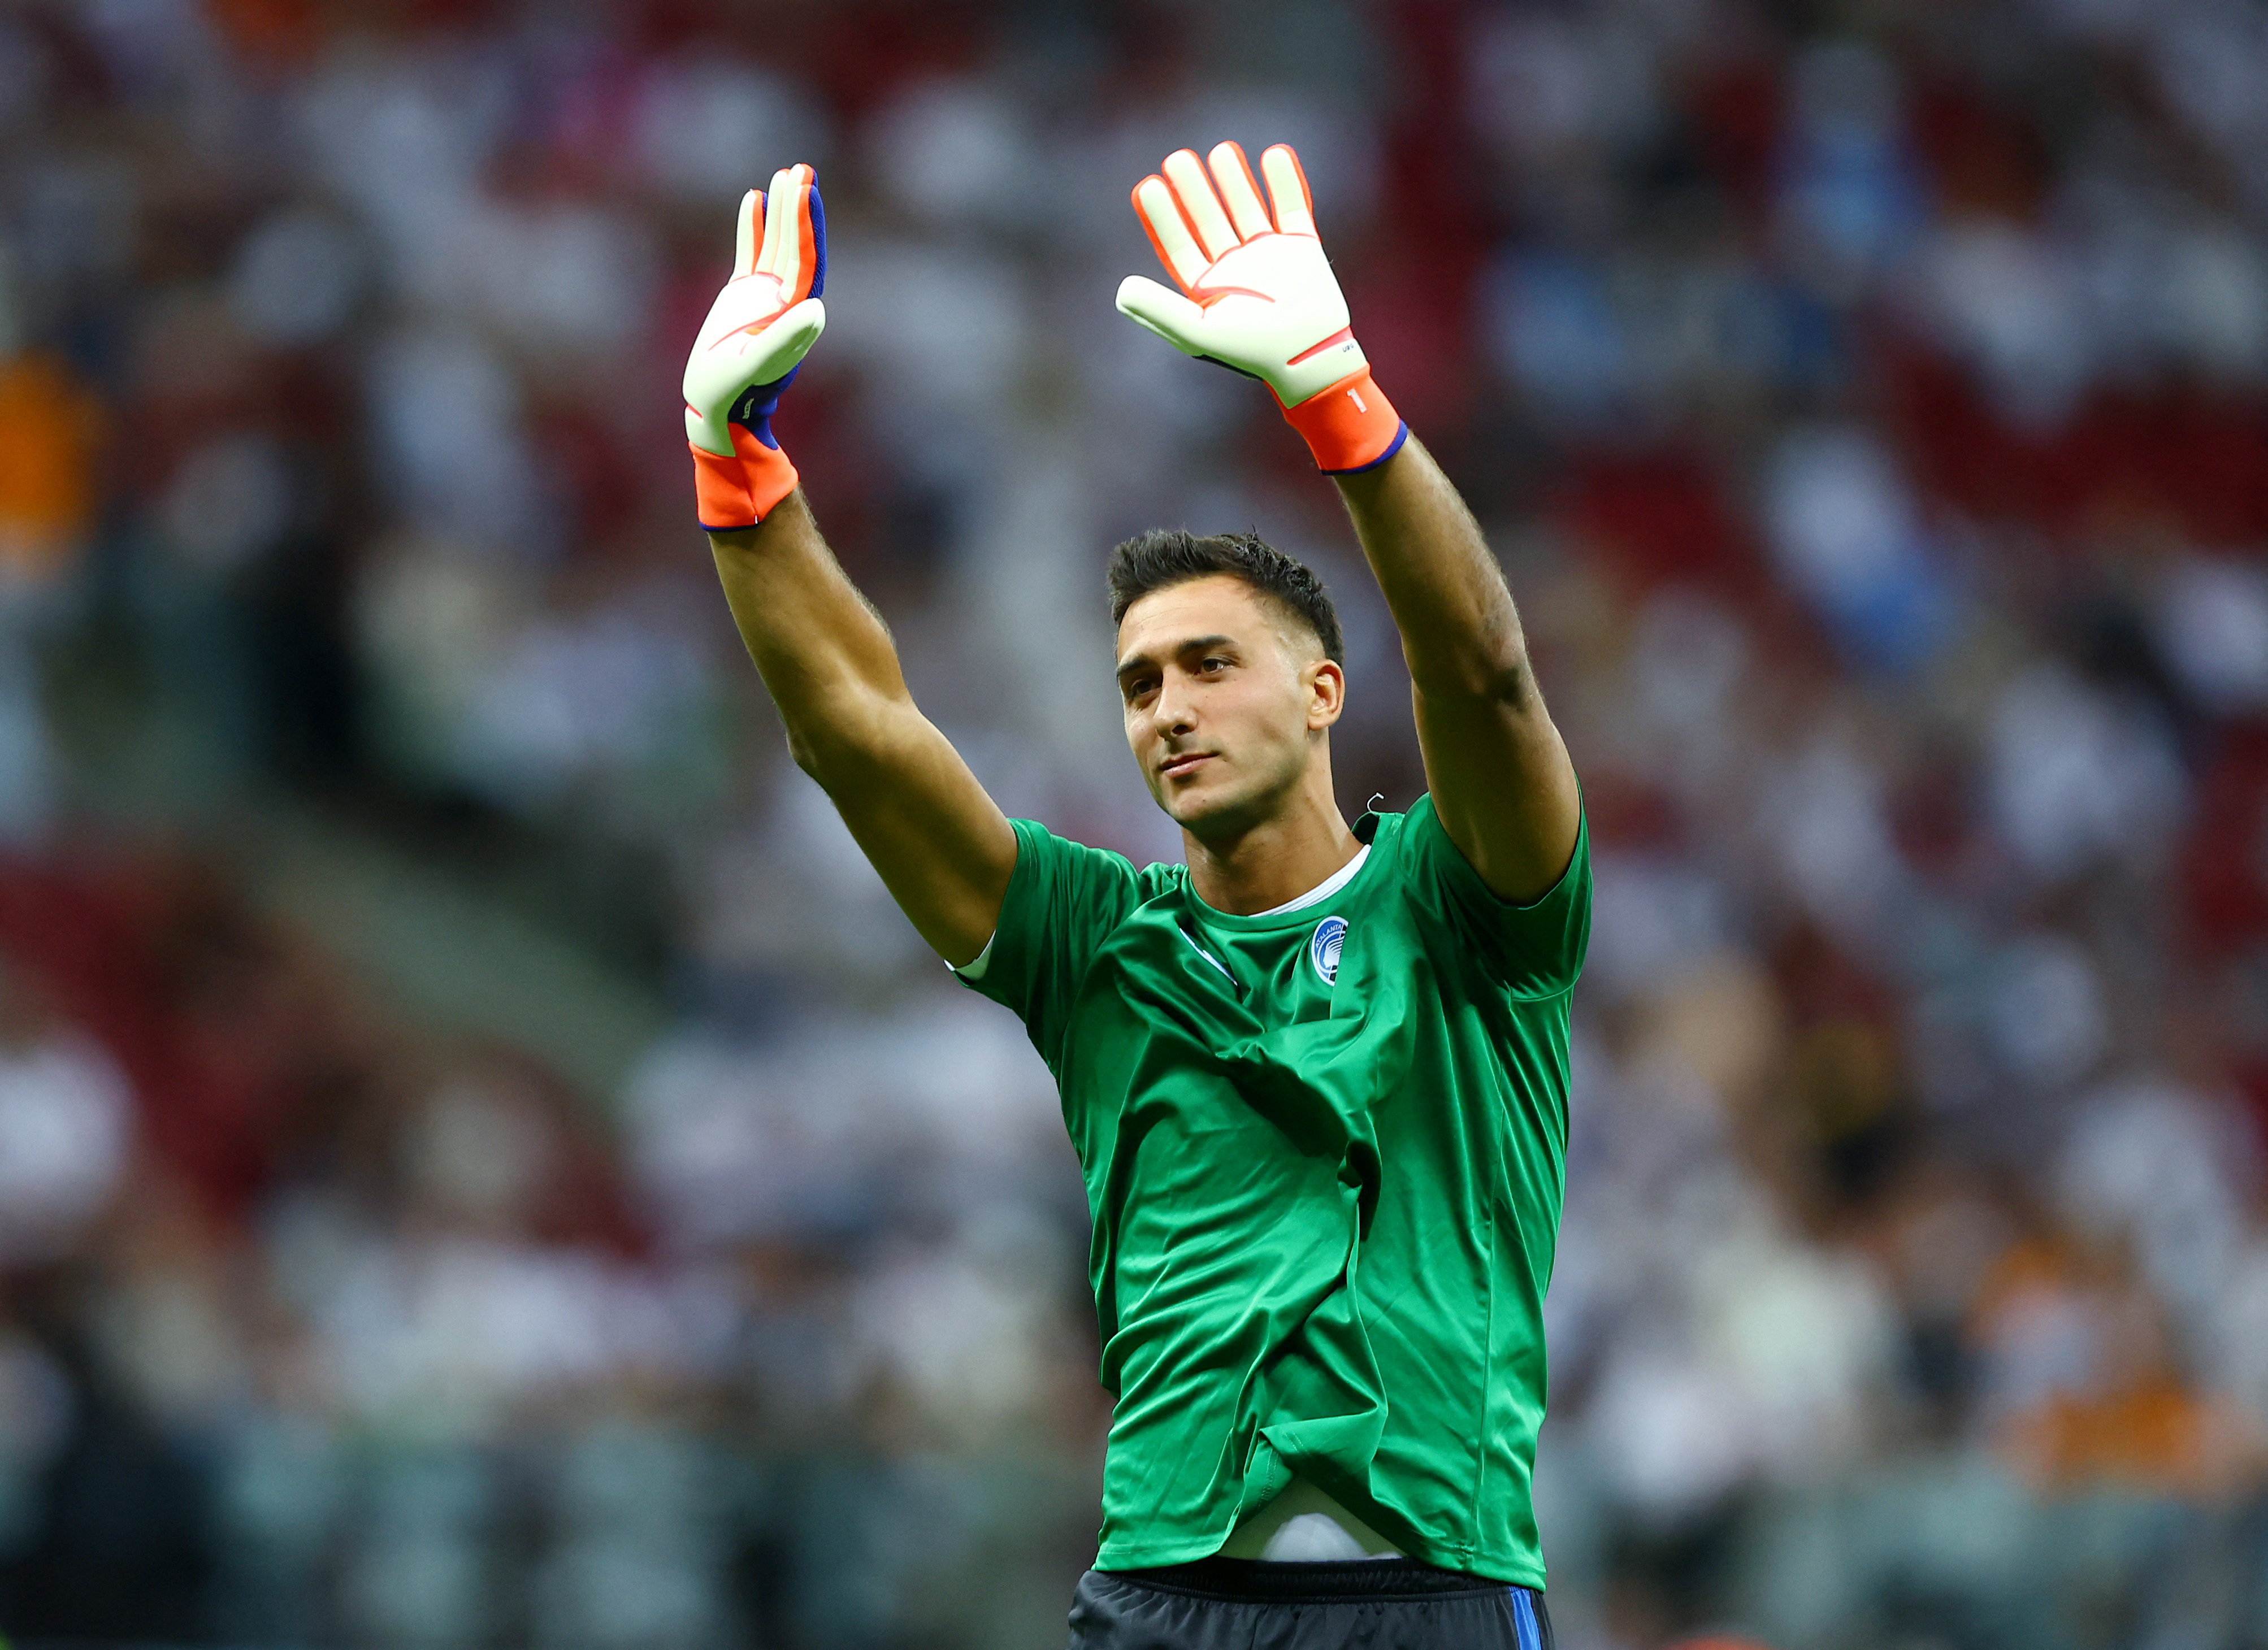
[1245,843,1370,917]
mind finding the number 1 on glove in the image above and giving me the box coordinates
[1116,141,1407,475]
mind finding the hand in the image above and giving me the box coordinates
[683,164,827,531]
[1116,142,1406,474]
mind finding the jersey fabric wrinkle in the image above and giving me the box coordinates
[953,796,1591,1587]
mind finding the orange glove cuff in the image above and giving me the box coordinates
[1280,368,1407,474]
[691,428,799,532]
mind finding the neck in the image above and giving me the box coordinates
[1182,775,1361,915]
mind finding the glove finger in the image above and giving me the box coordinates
[1163,147,1238,261]
[760,163,822,302]
[1208,142,1272,241]
[756,165,795,282]
[1116,275,1207,355]
[1260,144,1316,238]
[735,188,763,279]
[1133,175,1209,292]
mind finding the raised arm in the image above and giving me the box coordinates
[1113,141,1579,901]
[686,166,1013,965]
[1333,442,1579,901]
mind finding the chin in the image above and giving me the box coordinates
[1152,785,1212,830]
[1159,779,1262,836]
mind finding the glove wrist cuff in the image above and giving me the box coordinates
[1280,368,1407,474]
[692,431,799,532]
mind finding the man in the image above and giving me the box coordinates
[684,144,1586,1650]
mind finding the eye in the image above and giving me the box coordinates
[1200,655,1229,674]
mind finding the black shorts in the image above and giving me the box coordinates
[1065,1557,1553,1649]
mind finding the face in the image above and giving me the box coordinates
[1115,575,1345,837]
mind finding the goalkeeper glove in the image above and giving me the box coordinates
[683,164,827,531]
[1116,141,1407,474]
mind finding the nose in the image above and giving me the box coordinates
[1151,675,1197,739]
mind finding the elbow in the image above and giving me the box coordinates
[781,682,901,787]
[785,719,859,787]
[1491,657,1540,713]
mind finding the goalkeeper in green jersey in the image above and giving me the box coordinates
[685,146,1586,1650]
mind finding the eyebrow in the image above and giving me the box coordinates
[1115,634,1237,681]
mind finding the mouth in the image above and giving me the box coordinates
[1159,751,1216,781]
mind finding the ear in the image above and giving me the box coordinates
[1304,657,1346,731]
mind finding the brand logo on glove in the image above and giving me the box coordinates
[1286,327,1355,366]
[712,313,786,349]
[1190,277,1276,309]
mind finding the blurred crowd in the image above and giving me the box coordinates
[2,1,2268,1647]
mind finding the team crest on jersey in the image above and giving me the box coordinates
[1310,915,1347,985]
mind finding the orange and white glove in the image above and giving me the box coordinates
[1116,142,1406,475]
[683,164,827,531]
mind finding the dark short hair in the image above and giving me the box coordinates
[1106,528,1345,664]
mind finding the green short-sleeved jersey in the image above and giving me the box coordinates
[957,796,1589,1585]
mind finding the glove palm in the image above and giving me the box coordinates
[1116,142,1404,472]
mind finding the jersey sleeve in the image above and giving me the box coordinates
[953,818,1146,1069]
[1398,793,1591,998]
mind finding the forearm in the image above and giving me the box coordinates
[708,489,914,767]
[1337,437,1579,899]
[1333,439,1534,704]
[709,488,1012,962]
